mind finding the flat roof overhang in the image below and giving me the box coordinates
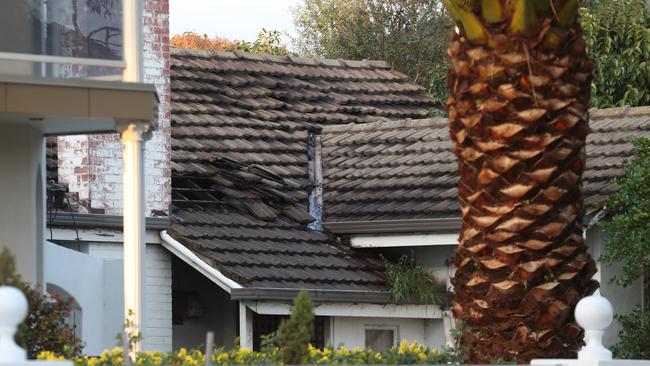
[0,74,158,135]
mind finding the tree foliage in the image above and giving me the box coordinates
[171,29,289,56]
[0,248,82,359]
[581,0,650,108]
[293,0,452,109]
[601,137,650,288]
[276,290,314,364]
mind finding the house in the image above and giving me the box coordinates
[163,49,448,351]
[318,106,650,346]
[0,0,160,356]
[41,0,650,355]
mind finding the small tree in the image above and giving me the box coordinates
[581,0,650,108]
[0,248,82,358]
[276,290,314,364]
[600,137,650,358]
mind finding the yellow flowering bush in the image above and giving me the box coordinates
[38,340,461,365]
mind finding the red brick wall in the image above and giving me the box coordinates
[57,0,171,217]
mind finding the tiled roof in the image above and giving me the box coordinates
[321,106,650,223]
[168,155,385,290]
[169,49,435,291]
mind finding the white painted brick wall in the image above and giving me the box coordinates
[57,0,171,217]
[87,241,173,352]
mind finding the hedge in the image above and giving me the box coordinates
[37,341,463,365]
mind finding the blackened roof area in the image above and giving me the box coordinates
[169,49,436,291]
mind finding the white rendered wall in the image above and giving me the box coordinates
[45,232,173,353]
[44,242,113,355]
[329,316,445,349]
[0,125,44,284]
[86,241,173,352]
[586,225,642,346]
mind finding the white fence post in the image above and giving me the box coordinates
[0,286,71,365]
[576,295,614,361]
[531,294,650,366]
[0,286,28,362]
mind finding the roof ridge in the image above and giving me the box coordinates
[171,47,393,69]
[590,105,650,118]
[321,118,448,134]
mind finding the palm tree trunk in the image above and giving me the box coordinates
[443,0,600,362]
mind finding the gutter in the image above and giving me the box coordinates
[48,212,170,230]
[160,230,242,293]
[231,287,392,304]
[324,218,462,234]
[325,213,598,235]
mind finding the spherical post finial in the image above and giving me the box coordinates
[575,294,614,361]
[0,286,28,362]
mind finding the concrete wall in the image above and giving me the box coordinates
[329,316,446,349]
[171,256,239,350]
[0,125,44,284]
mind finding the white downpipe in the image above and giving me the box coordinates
[119,121,150,353]
[160,230,242,292]
[122,0,143,82]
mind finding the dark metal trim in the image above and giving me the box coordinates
[325,214,596,235]
[324,218,462,234]
[47,212,170,230]
[231,287,392,304]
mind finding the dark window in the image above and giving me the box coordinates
[365,329,395,352]
[252,313,326,350]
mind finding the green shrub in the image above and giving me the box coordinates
[38,340,462,365]
[611,306,650,359]
[384,255,442,305]
[277,290,314,364]
[0,247,83,358]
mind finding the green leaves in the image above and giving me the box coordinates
[611,306,650,359]
[601,137,650,288]
[384,255,443,305]
[277,290,315,364]
[582,0,650,108]
[293,0,452,110]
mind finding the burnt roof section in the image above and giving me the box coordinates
[168,155,386,291]
[321,106,650,224]
[168,49,436,291]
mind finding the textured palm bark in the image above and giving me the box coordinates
[447,22,599,363]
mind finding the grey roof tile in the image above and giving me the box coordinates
[321,107,650,222]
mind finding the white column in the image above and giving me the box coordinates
[117,121,151,352]
[122,0,143,82]
[239,302,254,349]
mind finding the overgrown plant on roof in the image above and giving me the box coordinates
[442,0,598,362]
[383,255,442,305]
[600,136,650,359]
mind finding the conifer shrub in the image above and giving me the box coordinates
[276,290,315,364]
